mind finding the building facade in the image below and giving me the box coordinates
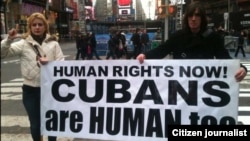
[1,0,249,36]
[1,0,74,40]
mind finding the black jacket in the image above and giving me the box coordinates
[131,32,141,46]
[145,29,247,72]
[146,29,230,59]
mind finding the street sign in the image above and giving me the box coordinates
[224,12,229,20]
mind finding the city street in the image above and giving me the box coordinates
[1,41,250,141]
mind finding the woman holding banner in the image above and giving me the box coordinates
[136,1,247,82]
[1,12,64,141]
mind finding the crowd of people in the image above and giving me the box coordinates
[74,27,151,60]
[106,28,150,60]
[75,26,249,61]
[106,30,127,59]
[75,31,101,60]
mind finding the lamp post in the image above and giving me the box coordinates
[148,0,151,20]
[45,0,50,19]
[164,0,169,40]
[18,0,22,13]
[3,0,9,33]
[228,0,230,33]
[18,0,22,31]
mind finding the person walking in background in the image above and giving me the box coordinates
[83,32,93,60]
[89,32,101,60]
[115,30,126,59]
[1,12,64,141]
[235,30,246,58]
[120,31,128,58]
[154,28,162,41]
[81,33,89,60]
[136,1,247,82]
[75,32,85,60]
[131,28,141,59]
[106,34,117,59]
[141,28,150,53]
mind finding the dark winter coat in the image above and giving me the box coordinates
[145,29,231,59]
[144,29,247,71]
[131,32,141,46]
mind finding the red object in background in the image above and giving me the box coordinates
[118,0,131,6]
[168,5,176,15]
[87,45,91,54]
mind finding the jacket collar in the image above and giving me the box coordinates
[25,34,58,46]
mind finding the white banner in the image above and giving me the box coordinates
[41,60,240,141]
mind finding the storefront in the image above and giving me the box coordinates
[47,11,58,34]
[20,2,44,33]
[58,7,74,39]
[49,0,73,40]
[3,0,46,34]
[1,0,74,42]
[210,10,250,31]
[231,10,250,30]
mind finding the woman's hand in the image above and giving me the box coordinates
[38,57,48,65]
[8,24,21,40]
[136,54,146,64]
[235,67,247,82]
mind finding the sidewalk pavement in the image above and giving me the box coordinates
[230,44,250,61]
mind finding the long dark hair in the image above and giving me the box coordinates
[182,1,208,33]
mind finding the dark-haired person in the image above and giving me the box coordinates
[141,28,150,53]
[235,30,246,58]
[136,1,247,82]
[1,12,64,141]
[131,28,141,59]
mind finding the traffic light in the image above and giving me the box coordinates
[157,5,177,19]
[168,5,177,16]
[157,5,167,19]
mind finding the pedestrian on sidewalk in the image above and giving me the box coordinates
[235,30,246,58]
[141,28,150,53]
[89,32,101,60]
[106,34,117,59]
[75,32,85,60]
[1,12,64,141]
[131,28,142,59]
[136,1,247,82]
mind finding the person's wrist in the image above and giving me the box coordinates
[7,36,14,42]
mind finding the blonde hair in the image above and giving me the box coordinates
[23,12,49,38]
